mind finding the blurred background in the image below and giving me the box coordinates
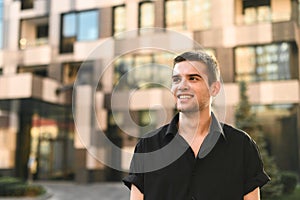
[0,0,299,188]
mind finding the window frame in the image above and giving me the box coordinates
[164,0,187,30]
[60,9,99,54]
[112,4,126,37]
[234,42,298,82]
[138,1,155,33]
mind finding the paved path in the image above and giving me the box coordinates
[37,181,130,200]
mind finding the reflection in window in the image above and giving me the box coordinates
[187,0,211,30]
[237,0,291,24]
[241,0,271,24]
[113,51,174,90]
[165,0,186,30]
[62,62,81,84]
[60,10,99,53]
[113,5,126,36]
[235,43,297,82]
[235,47,256,82]
[78,11,99,41]
[139,1,155,34]
[165,0,211,31]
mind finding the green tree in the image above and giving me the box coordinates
[235,81,283,200]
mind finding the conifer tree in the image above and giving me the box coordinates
[235,81,283,200]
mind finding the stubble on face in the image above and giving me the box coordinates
[171,61,212,114]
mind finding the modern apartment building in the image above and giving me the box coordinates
[0,0,299,183]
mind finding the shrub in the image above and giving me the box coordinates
[280,171,299,194]
[0,176,46,197]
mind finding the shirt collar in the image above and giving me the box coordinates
[164,112,226,159]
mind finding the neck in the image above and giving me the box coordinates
[178,108,212,137]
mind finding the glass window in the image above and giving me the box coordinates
[21,0,33,10]
[187,0,211,30]
[165,0,186,30]
[60,10,99,53]
[139,1,155,32]
[241,0,271,24]
[62,13,76,38]
[20,17,49,49]
[235,42,297,82]
[113,51,175,90]
[237,0,291,24]
[77,10,99,41]
[18,65,48,77]
[113,5,126,36]
[62,62,81,84]
[235,47,256,82]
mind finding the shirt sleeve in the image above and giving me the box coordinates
[122,140,145,194]
[243,135,271,195]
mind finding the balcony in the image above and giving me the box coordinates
[21,44,51,66]
[0,73,68,104]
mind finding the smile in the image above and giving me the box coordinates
[177,94,194,99]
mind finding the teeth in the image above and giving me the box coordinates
[179,95,192,99]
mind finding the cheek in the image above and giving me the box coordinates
[170,85,176,94]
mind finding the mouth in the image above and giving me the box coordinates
[177,94,194,99]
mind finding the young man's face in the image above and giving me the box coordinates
[171,60,218,113]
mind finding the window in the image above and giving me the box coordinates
[139,1,155,34]
[113,5,126,36]
[62,61,94,85]
[18,65,48,77]
[113,51,174,90]
[165,0,187,30]
[237,0,291,24]
[187,0,211,30]
[19,17,49,49]
[60,10,99,53]
[62,62,81,84]
[164,0,211,31]
[236,0,271,24]
[21,0,33,10]
[77,11,99,41]
[243,0,271,24]
[235,42,298,82]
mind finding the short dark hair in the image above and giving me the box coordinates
[173,51,220,85]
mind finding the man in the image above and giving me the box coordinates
[123,51,270,200]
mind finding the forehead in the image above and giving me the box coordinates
[173,60,208,75]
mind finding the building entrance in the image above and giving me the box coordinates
[14,99,74,181]
[37,138,65,180]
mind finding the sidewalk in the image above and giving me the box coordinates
[36,181,130,200]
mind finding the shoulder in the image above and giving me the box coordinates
[222,123,255,146]
[135,123,173,153]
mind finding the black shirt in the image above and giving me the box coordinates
[123,113,270,200]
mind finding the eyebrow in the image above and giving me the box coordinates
[172,73,202,78]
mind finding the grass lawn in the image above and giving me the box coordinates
[279,185,300,200]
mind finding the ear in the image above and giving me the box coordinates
[210,81,221,97]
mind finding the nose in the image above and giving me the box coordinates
[178,78,189,91]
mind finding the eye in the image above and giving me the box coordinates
[189,76,201,81]
[172,76,181,83]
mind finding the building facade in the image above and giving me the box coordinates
[0,0,299,183]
